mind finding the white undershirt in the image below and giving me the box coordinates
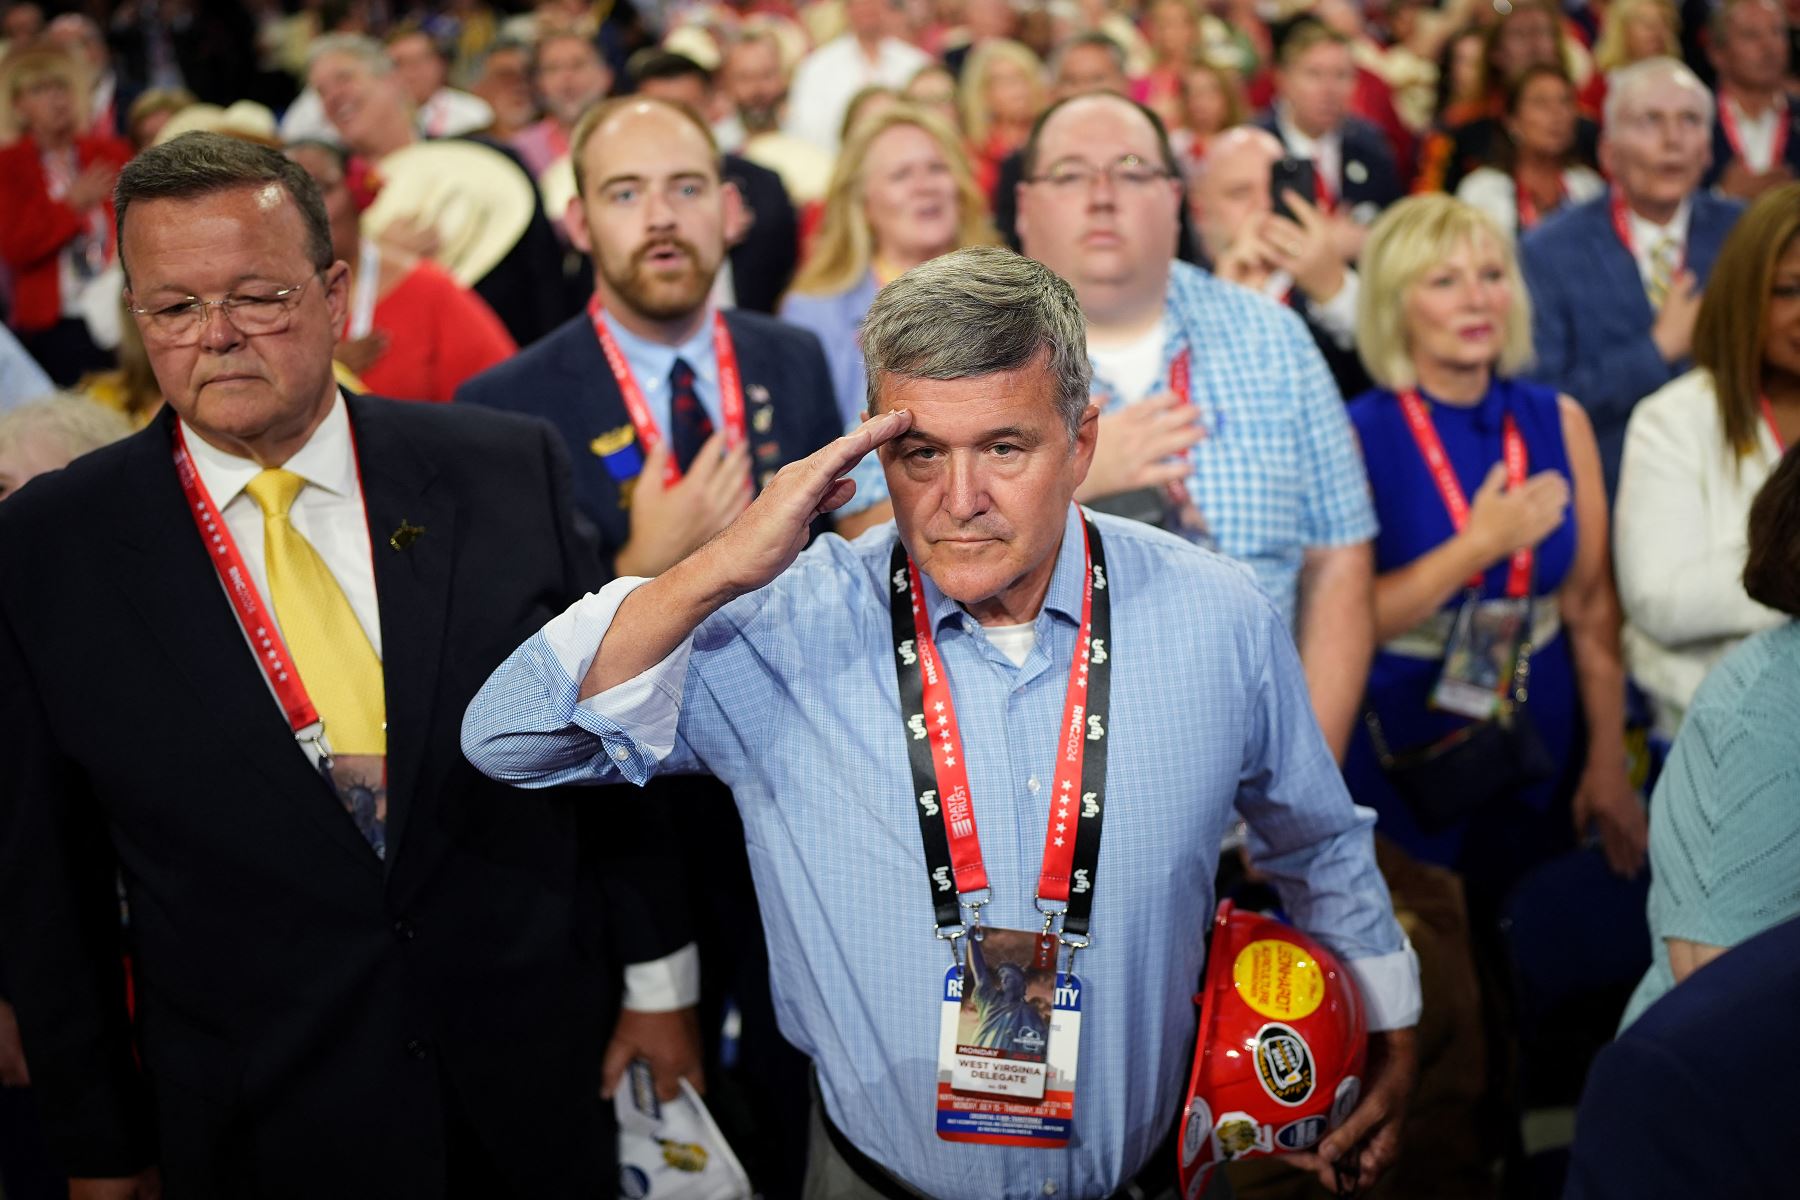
[1725,94,1784,173]
[1625,197,1692,294]
[981,622,1037,667]
[1088,316,1170,405]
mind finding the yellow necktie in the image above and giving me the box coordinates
[1646,234,1679,309]
[244,469,386,756]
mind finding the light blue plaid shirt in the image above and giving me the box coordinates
[840,263,1376,627]
[463,505,1417,1200]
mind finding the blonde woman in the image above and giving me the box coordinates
[1592,0,1681,74]
[1344,195,1644,915]
[959,39,1049,200]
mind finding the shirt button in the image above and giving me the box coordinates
[393,919,415,940]
[611,746,630,761]
[1041,1183,1058,1196]
[1027,777,1041,793]
[405,1039,430,1060]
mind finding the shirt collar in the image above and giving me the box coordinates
[1627,194,1692,251]
[913,503,1090,636]
[600,306,719,392]
[1274,105,1339,161]
[182,390,357,508]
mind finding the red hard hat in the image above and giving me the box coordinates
[1176,900,1368,1197]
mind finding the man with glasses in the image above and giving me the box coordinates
[0,131,693,1197]
[1014,91,1379,765]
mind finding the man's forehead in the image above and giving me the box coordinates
[586,114,717,178]
[1620,78,1708,116]
[1039,96,1160,158]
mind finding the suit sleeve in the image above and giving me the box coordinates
[0,599,155,1176]
[1522,231,1673,428]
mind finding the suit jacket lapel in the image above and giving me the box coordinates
[346,396,455,870]
[723,311,787,493]
[1587,203,1653,328]
[113,412,383,875]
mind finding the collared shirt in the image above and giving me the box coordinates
[1625,196,1692,294]
[599,307,726,436]
[784,34,933,153]
[1276,104,1342,200]
[511,116,570,180]
[462,504,1420,1200]
[1723,94,1784,173]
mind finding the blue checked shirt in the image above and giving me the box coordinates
[840,263,1376,627]
[463,505,1418,1200]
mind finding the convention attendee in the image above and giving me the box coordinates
[1170,56,1245,168]
[1456,65,1604,237]
[123,85,196,150]
[1614,183,1796,735]
[386,22,497,138]
[1589,0,1680,88]
[1523,57,1742,499]
[462,244,1421,1200]
[467,39,537,141]
[0,131,696,1199]
[1345,195,1646,917]
[960,39,1049,202]
[42,13,138,141]
[0,48,132,386]
[1614,447,1800,1035]
[513,28,614,179]
[785,0,931,153]
[1702,0,1800,198]
[1134,0,1204,132]
[0,392,128,502]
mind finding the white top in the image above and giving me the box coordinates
[1723,94,1785,173]
[980,621,1037,667]
[1614,368,1786,734]
[1087,316,1169,405]
[1624,196,1692,294]
[1262,268,1361,351]
[278,86,495,146]
[1455,165,1606,237]
[783,34,932,153]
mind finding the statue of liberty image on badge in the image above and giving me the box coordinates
[951,927,1056,1101]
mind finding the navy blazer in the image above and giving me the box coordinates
[1702,102,1800,188]
[1521,190,1743,498]
[1253,112,1405,221]
[455,308,842,574]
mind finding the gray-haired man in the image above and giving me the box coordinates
[464,245,1421,1199]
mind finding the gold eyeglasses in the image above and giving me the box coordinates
[127,276,316,346]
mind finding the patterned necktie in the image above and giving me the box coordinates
[667,356,714,473]
[243,469,387,759]
[1646,234,1680,309]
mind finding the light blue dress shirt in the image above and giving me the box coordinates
[462,505,1418,1200]
[601,306,724,433]
[0,323,54,413]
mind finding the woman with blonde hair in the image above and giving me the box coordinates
[781,104,999,430]
[1613,183,1799,736]
[1592,0,1680,74]
[1344,194,1644,916]
[959,38,1049,200]
[1171,55,1245,167]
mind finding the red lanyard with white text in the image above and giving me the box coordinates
[1763,395,1790,453]
[587,294,745,487]
[1609,188,1684,275]
[890,515,1112,951]
[1721,95,1789,171]
[1398,390,1531,597]
[171,423,335,759]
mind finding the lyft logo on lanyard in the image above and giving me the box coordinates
[890,516,1112,1146]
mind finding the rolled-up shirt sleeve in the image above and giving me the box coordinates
[461,577,697,787]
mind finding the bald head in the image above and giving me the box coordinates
[1189,127,1286,261]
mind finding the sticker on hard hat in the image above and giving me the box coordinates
[1253,1023,1316,1106]
[1330,1075,1362,1129]
[1181,1098,1213,1167]
[1275,1114,1328,1151]
[1212,1111,1274,1161]
[1233,938,1326,1021]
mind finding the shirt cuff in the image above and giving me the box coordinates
[1309,269,1360,350]
[1347,939,1422,1032]
[622,943,702,1012]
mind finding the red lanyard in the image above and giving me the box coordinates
[891,517,1112,942]
[1397,390,1531,597]
[1515,174,1565,231]
[1609,189,1684,275]
[1762,394,1789,453]
[1721,94,1788,171]
[1312,158,1337,213]
[587,295,746,487]
[172,424,328,744]
[1169,347,1191,403]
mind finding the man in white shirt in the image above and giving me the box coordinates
[785,0,930,152]
[1705,0,1798,199]
[384,23,497,139]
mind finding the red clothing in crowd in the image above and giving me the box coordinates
[0,133,133,334]
[358,261,517,403]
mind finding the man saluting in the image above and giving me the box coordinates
[464,246,1420,1198]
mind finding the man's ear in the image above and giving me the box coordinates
[564,194,592,255]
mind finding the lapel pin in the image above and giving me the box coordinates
[747,384,771,406]
[389,520,426,552]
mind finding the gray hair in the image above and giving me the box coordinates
[0,393,132,467]
[1603,56,1714,132]
[861,246,1091,439]
[114,132,334,286]
[306,32,393,78]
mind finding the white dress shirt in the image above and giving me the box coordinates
[1625,197,1692,294]
[1723,94,1784,173]
[1275,105,1342,202]
[783,35,932,153]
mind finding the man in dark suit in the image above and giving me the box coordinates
[0,132,694,1199]
[1702,0,1800,198]
[1523,57,1743,499]
[456,96,837,1197]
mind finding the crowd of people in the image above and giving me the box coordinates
[0,0,1797,1197]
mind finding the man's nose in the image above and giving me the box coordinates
[197,303,245,351]
[943,454,989,521]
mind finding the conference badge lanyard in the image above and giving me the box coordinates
[890,514,1112,1147]
[1761,395,1790,454]
[1721,94,1789,174]
[585,297,776,502]
[1515,175,1566,232]
[171,423,390,855]
[1398,391,1533,722]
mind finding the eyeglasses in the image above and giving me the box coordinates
[1024,154,1178,194]
[127,277,316,346]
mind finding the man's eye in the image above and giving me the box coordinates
[230,295,284,308]
[906,447,941,462]
[991,443,1019,457]
[607,186,638,204]
[156,302,199,318]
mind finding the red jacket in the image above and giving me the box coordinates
[0,133,133,334]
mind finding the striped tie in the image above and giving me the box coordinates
[1646,234,1679,309]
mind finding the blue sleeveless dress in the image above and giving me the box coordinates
[1343,377,1582,889]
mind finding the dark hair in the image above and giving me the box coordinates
[1273,17,1350,69]
[383,19,447,60]
[1049,30,1128,77]
[628,49,711,88]
[1491,62,1576,172]
[1743,442,1800,615]
[1020,91,1180,179]
[114,132,333,284]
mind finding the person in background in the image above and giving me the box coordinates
[1614,447,1800,1033]
[0,325,53,415]
[0,48,132,387]
[1703,0,1800,199]
[43,13,138,142]
[1456,65,1605,237]
[1523,57,1742,500]
[785,0,930,153]
[959,38,1049,201]
[1170,55,1245,168]
[715,25,834,204]
[466,39,537,141]
[902,60,962,132]
[76,298,163,427]
[781,105,999,433]
[1134,0,1202,132]
[287,140,516,404]
[839,81,903,144]
[1614,183,1797,736]
[124,85,196,150]
[513,27,613,179]
[0,391,129,502]
[1344,195,1645,918]
[1191,125,1371,399]
[1588,0,1680,108]
[386,21,497,138]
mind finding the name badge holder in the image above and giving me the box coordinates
[889,515,1112,1147]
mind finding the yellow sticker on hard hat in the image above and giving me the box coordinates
[1232,939,1325,1021]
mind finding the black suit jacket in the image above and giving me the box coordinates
[454,308,842,570]
[1252,112,1404,220]
[0,398,668,1197]
[722,153,799,314]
